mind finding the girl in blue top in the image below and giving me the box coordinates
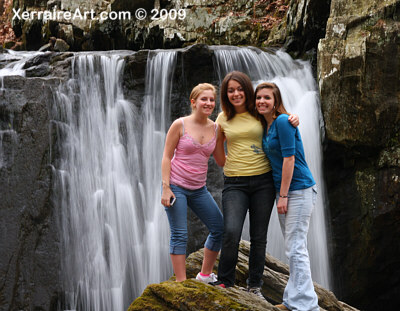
[255,82,319,311]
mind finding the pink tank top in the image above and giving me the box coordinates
[170,118,218,190]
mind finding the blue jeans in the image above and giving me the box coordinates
[217,172,275,288]
[277,186,319,311]
[164,184,224,255]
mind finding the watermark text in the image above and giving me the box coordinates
[12,7,186,22]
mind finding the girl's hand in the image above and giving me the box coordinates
[277,197,288,214]
[288,114,299,127]
[161,187,175,207]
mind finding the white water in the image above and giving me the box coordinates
[0,50,44,77]
[213,46,332,289]
[51,51,176,310]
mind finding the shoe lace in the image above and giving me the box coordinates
[209,273,217,282]
[248,287,264,299]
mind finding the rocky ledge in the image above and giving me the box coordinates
[129,241,359,311]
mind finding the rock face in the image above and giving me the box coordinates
[129,241,359,311]
[0,75,62,310]
[266,0,331,60]
[7,0,294,51]
[7,0,332,70]
[318,0,400,309]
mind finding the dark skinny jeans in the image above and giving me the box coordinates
[217,171,275,288]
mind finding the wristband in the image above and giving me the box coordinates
[279,195,288,198]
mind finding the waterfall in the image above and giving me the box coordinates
[212,46,332,289]
[51,51,176,311]
[2,45,331,310]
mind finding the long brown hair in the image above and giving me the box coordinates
[220,71,257,120]
[255,82,288,128]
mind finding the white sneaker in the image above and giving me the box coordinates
[248,287,266,300]
[196,272,218,284]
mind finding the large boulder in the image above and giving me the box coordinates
[129,241,359,311]
[318,0,400,309]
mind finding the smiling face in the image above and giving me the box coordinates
[191,90,215,116]
[255,87,275,117]
[227,79,246,113]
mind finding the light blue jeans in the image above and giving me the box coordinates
[277,186,319,311]
[164,184,224,255]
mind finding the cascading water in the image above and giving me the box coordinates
[0,50,39,77]
[51,51,176,311]
[212,46,332,289]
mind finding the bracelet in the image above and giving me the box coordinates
[279,195,288,198]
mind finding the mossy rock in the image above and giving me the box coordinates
[128,279,276,311]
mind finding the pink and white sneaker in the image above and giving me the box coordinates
[195,272,218,284]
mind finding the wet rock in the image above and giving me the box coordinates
[0,75,62,311]
[23,52,52,68]
[25,63,51,77]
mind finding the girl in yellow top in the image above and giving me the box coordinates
[212,71,298,300]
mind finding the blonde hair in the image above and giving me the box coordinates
[189,83,216,110]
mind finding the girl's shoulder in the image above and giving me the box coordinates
[207,118,216,126]
[275,113,290,124]
[171,117,184,127]
[276,113,289,121]
[273,114,291,129]
[216,111,227,124]
[216,111,226,119]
